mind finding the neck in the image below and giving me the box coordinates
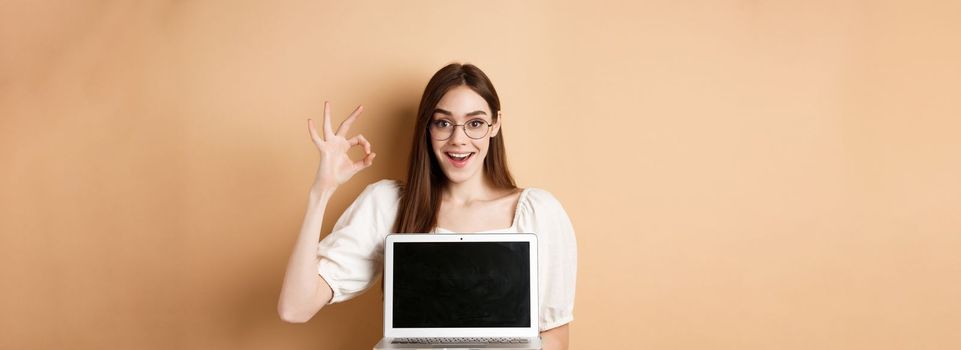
[443,173,497,205]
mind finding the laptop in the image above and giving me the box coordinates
[373,233,542,350]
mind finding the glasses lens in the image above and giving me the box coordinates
[465,120,490,139]
[430,121,453,140]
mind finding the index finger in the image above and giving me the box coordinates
[307,118,322,144]
[336,105,364,137]
[323,101,334,138]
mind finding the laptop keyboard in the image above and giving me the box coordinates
[392,337,529,344]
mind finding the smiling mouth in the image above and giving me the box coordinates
[445,152,475,161]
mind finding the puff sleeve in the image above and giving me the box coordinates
[521,189,578,332]
[316,180,400,304]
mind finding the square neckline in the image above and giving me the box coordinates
[433,187,530,234]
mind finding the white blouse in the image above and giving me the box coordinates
[316,179,577,331]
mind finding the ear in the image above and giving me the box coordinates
[491,110,503,138]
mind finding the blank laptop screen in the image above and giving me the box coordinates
[392,241,531,328]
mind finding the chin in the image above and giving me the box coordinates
[442,169,478,184]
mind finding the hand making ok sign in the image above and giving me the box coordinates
[307,101,376,193]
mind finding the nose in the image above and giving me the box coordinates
[447,125,470,144]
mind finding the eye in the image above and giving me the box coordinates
[467,119,486,129]
[432,120,452,128]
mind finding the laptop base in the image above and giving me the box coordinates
[373,337,542,349]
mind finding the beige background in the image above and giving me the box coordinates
[2,0,960,349]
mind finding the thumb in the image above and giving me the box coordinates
[353,152,376,172]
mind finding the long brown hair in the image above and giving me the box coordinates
[392,63,516,233]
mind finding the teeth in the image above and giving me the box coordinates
[448,153,471,158]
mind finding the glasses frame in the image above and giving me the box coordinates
[428,118,494,141]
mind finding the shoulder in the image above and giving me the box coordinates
[516,187,577,249]
[333,179,401,229]
[342,179,401,215]
[358,179,401,203]
[520,187,567,213]
[516,187,573,226]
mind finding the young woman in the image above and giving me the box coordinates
[278,63,577,349]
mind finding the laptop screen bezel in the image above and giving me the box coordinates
[383,233,540,338]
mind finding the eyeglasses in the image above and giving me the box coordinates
[429,118,493,141]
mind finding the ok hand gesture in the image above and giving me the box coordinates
[307,101,376,193]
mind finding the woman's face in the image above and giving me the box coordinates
[429,85,500,185]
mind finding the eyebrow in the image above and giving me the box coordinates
[433,108,488,117]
